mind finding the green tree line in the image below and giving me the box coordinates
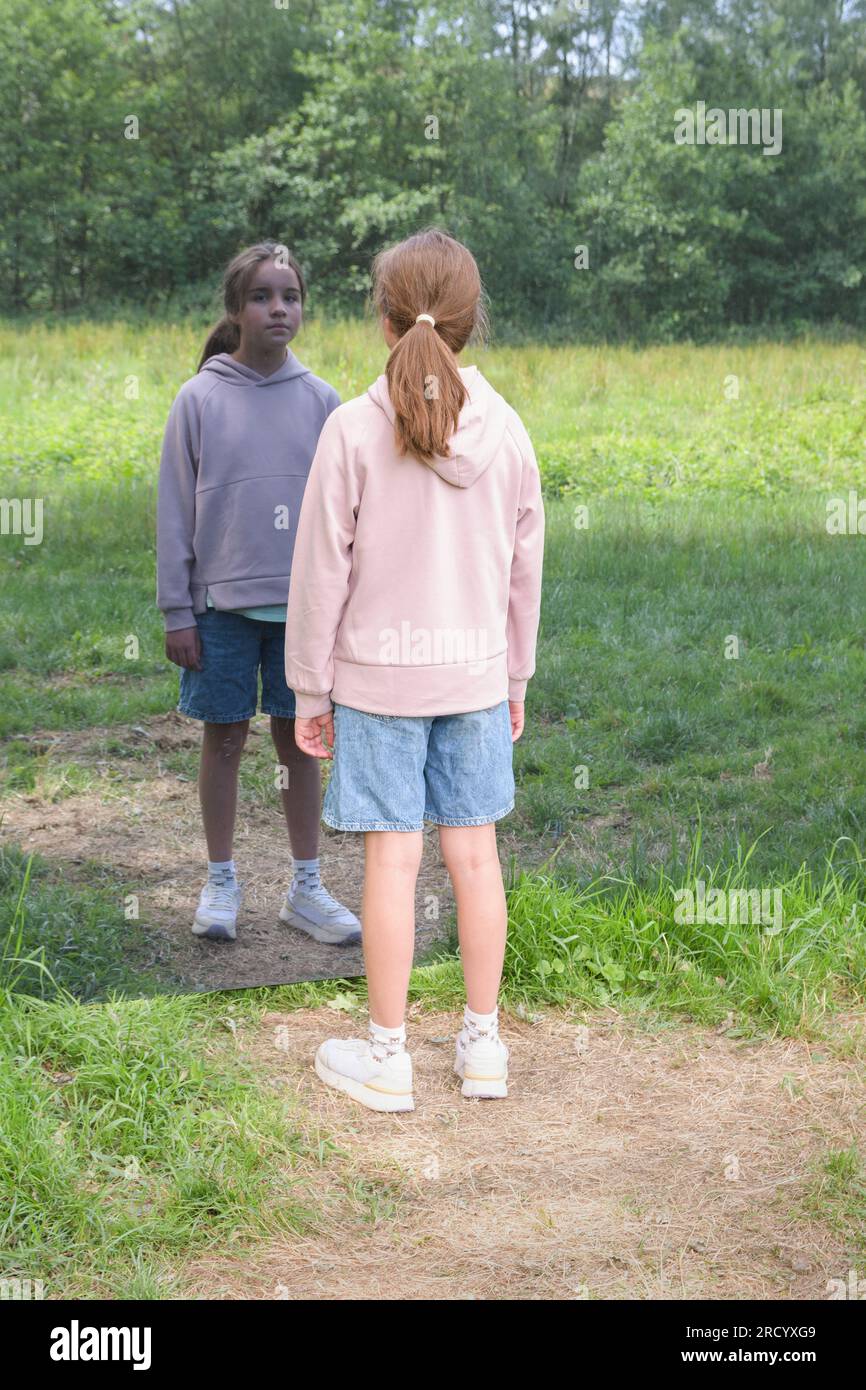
[2,0,865,339]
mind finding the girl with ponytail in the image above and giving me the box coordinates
[285,228,546,1112]
[156,239,360,947]
[370,229,489,463]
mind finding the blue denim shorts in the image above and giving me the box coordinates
[177,608,297,722]
[322,700,515,831]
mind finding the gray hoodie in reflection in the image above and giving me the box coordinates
[155,350,340,631]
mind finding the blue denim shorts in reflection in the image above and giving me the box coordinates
[177,608,297,723]
[322,700,515,831]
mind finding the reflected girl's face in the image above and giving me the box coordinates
[233,261,303,352]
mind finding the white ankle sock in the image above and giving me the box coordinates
[292,857,321,892]
[464,1004,499,1038]
[369,1018,407,1059]
[208,858,237,883]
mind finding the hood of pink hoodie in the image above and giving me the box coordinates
[366,364,509,488]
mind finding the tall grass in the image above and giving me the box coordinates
[0,839,173,1003]
[0,843,53,1004]
[495,834,866,1037]
[0,986,337,1298]
[2,320,864,493]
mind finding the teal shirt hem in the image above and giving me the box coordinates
[205,594,287,623]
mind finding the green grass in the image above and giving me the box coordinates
[802,1145,866,1262]
[3,481,866,882]
[520,492,866,882]
[500,845,866,1037]
[0,841,177,1004]
[2,319,865,495]
[3,830,864,1035]
[0,983,350,1298]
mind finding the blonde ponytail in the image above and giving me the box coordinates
[370,228,488,464]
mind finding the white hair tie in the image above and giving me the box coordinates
[415,313,436,327]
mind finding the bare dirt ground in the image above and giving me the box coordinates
[1,711,557,994]
[175,1003,866,1300]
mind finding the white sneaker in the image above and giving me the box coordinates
[279,880,362,945]
[314,1037,415,1112]
[454,1025,509,1099]
[192,877,242,941]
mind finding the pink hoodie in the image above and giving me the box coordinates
[284,364,545,718]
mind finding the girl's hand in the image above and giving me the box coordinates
[165,626,202,670]
[509,700,525,741]
[294,712,334,758]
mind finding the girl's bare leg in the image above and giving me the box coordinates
[362,830,424,1028]
[437,823,507,1014]
[199,719,249,861]
[269,715,321,859]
